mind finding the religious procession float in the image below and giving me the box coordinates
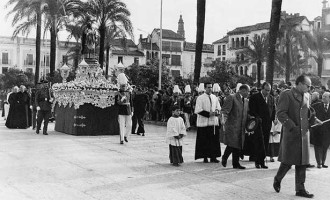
[52,58,120,136]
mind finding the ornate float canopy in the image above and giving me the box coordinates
[52,58,119,109]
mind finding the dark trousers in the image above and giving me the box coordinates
[275,162,306,191]
[314,145,329,165]
[222,146,240,167]
[36,110,51,133]
[131,112,145,134]
[32,110,37,129]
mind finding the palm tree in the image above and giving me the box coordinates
[83,0,133,69]
[266,0,282,86]
[302,30,330,77]
[42,0,81,78]
[193,0,206,84]
[104,25,125,77]
[243,34,268,87]
[6,0,42,85]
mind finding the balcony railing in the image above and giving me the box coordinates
[24,60,36,66]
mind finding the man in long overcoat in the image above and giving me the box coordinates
[311,91,330,168]
[273,75,322,198]
[221,84,250,169]
[249,82,275,169]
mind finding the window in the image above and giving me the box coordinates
[241,37,244,47]
[241,54,244,61]
[26,54,33,65]
[171,42,181,52]
[317,22,321,29]
[222,45,226,55]
[245,37,249,46]
[162,41,171,51]
[118,56,123,63]
[26,68,33,73]
[171,69,180,78]
[326,14,330,25]
[236,38,239,48]
[2,52,8,64]
[45,55,50,66]
[2,67,8,73]
[232,38,235,48]
[162,54,170,65]
[134,57,139,65]
[171,55,181,65]
[217,45,221,56]
[222,57,226,61]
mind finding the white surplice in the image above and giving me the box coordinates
[194,93,221,127]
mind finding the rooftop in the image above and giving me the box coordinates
[154,28,185,40]
[213,36,229,44]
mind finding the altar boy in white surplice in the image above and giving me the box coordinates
[194,82,222,163]
[166,105,187,166]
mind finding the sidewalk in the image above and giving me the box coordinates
[0,116,329,200]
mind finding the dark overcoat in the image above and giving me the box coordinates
[221,93,249,149]
[276,88,311,165]
[311,101,330,148]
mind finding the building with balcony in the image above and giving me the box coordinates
[0,36,75,79]
[213,11,315,83]
[319,0,330,85]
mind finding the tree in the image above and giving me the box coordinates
[243,34,268,87]
[105,25,126,77]
[124,58,170,88]
[302,30,330,77]
[83,0,133,69]
[42,0,81,78]
[6,0,42,85]
[193,0,206,84]
[266,0,282,86]
[0,68,34,89]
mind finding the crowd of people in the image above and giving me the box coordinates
[1,74,330,198]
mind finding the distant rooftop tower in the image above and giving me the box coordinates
[323,0,328,9]
[177,15,185,39]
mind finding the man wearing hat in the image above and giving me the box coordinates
[194,82,222,163]
[35,80,54,135]
[115,83,133,144]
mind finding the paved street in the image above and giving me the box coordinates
[0,117,329,200]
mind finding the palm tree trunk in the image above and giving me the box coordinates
[81,32,86,56]
[35,8,41,85]
[285,40,292,83]
[49,17,57,78]
[74,47,80,71]
[105,46,110,78]
[257,60,262,87]
[266,0,282,86]
[317,57,323,77]
[193,0,206,84]
[99,25,106,69]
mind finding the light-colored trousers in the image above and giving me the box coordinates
[184,113,190,128]
[4,104,9,120]
[118,115,131,141]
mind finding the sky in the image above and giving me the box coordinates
[0,0,325,44]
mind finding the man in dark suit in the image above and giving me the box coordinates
[131,87,149,136]
[35,81,54,135]
[249,82,275,169]
[311,91,330,168]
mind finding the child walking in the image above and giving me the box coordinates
[166,105,187,166]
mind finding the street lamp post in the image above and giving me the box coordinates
[159,0,163,90]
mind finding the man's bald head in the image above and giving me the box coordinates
[322,92,330,104]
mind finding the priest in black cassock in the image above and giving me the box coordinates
[194,82,221,163]
[5,86,27,129]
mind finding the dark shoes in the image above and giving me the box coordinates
[260,164,268,169]
[317,165,322,169]
[172,163,180,167]
[233,165,246,169]
[221,158,227,167]
[43,132,48,135]
[137,133,145,136]
[210,158,220,163]
[124,137,128,142]
[322,164,328,168]
[273,178,281,193]
[307,164,315,168]
[255,164,260,169]
[36,130,39,134]
[270,158,275,162]
[203,158,209,163]
[120,141,124,144]
[296,190,314,198]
